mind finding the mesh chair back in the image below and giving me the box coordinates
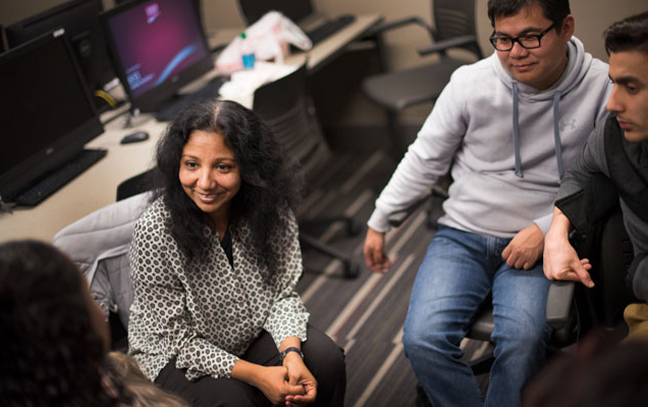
[253,64,331,177]
[433,0,482,57]
[116,167,158,201]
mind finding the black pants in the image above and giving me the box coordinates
[155,325,346,407]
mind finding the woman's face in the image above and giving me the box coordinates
[179,130,241,226]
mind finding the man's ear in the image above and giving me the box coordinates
[561,15,575,41]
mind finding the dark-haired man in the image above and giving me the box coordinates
[363,0,612,405]
[544,12,648,341]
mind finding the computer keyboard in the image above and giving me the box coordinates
[307,14,356,46]
[154,76,228,122]
[11,148,107,207]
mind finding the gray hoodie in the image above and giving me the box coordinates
[368,37,612,238]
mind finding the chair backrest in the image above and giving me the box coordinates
[253,63,331,178]
[117,167,159,201]
[432,0,483,58]
[52,192,151,343]
[595,208,636,327]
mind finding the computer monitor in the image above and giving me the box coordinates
[0,25,6,54]
[237,0,314,25]
[114,0,202,18]
[5,0,115,100]
[101,0,213,113]
[0,29,104,204]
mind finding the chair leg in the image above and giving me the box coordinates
[299,233,359,279]
[386,110,404,160]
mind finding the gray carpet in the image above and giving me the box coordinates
[296,149,491,407]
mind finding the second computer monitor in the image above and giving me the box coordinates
[0,29,104,204]
[101,0,213,113]
[237,0,314,25]
[5,0,115,96]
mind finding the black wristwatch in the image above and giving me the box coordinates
[279,347,304,363]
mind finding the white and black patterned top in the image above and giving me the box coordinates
[127,197,309,381]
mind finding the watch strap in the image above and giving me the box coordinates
[279,347,304,362]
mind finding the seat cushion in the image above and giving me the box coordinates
[362,57,468,111]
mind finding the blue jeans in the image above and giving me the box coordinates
[403,226,552,407]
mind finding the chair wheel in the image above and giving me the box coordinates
[346,220,363,236]
[343,261,360,279]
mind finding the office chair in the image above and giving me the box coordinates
[555,173,638,333]
[116,168,159,202]
[53,192,152,351]
[253,63,361,279]
[569,206,637,334]
[0,25,6,54]
[593,209,637,327]
[362,0,483,157]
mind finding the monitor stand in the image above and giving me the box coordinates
[153,75,228,122]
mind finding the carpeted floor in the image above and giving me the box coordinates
[296,149,491,407]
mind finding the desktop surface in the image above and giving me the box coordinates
[0,115,168,243]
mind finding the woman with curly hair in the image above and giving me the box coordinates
[0,240,116,406]
[128,99,346,407]
[0,240,188,407]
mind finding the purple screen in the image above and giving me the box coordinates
[106,0,208,97]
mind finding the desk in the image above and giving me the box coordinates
[0,14,381,244]
[0,117,167,243]
[209,14,382,74]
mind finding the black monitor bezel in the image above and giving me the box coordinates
[237,0,314,26]
[0,29,104,202]
[4,0,115,95]
[0,25,6,54]
[100,0,214,113]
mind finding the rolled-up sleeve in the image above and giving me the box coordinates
[263,210,309,347]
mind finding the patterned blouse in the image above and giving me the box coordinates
[127,197,309,381]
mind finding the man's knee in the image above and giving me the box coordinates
[403,316,462,360]
[492,311,550,353]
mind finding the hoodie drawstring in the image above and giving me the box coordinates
[512,83,523,178]
[511,83,565,182]
[553,92,564,182]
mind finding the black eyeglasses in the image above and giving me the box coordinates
[489,24,556,51]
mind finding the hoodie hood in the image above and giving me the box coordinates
[491,36,592,180]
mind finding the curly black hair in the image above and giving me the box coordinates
[153,99,304,267]
[0,240,120,407]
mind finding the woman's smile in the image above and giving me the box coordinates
[179,130,241,229]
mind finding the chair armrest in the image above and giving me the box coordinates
[545,281,575,328]
[387,196,430,228]
[386,183,449,228]
[366,16,433,37]
[418,35,479,56]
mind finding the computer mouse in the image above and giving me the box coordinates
[120,131,149,144]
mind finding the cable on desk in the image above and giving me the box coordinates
[94,89,118,109]
[0,195,15,215]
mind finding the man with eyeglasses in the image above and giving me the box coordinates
[363,0,612,406]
